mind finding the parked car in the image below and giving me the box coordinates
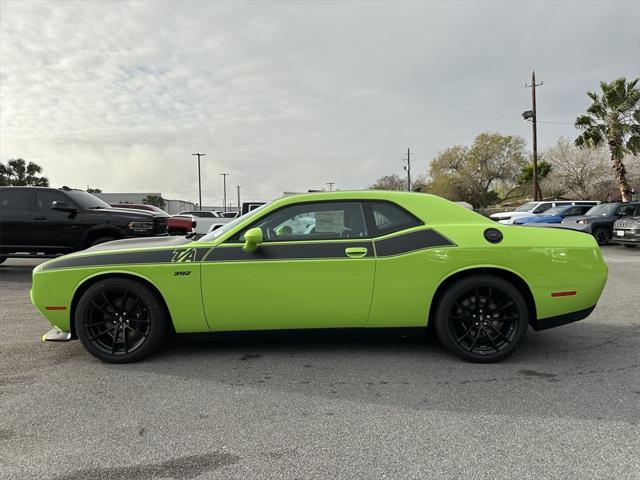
[220,211,239,218]
[514,205,594,225]
[177,210,221,218]
[612,216,640,248]
[490,200,598,224]
[0,186,168,262]
[34,191,607,364]
[110,203,169,215]
[561,202,640,245]
[167,215,196,236]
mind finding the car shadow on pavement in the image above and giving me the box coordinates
[111,320,640,423]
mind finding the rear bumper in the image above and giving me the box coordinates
[532,305,596,331]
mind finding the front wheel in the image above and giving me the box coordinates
[434,275,529,363]
[75,278,169,363]
[592,228,610,246]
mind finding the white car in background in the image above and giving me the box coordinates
[490,200,599,224]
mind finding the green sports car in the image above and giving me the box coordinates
[32,191,608,363]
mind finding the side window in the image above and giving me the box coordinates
[564,207,581,216]
[35,190,71,211]
[364,201,422,236]
[0,189,33,212]
[239,202,368,242]
[533,203,552,213]
[617,204,638,217]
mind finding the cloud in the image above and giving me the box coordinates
[1,0,638,203]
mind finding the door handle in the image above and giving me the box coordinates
[345,247,368,258]
[33,216,47,220]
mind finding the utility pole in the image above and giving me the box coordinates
[326,182,335,191]
[191,153,205,208]
[220,173,229,212]
[236,185,241,212]
[403,148,411,191]
[525,71,543,201]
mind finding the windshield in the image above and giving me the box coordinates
[66,190,111,209]
[199,202,271,242]
[586,204,617,216]
[515,202,538,212]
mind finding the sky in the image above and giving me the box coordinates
[1,0,639,205]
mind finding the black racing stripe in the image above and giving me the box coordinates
[41,247,210,270]
[375,229,454,257]
[206,241,374,262]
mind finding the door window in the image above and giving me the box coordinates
[617,204,640,217]
[0,189,33,211]
[238,202,368,242]
[35,190,72,211]
[364,201,422,236]
[533,203,552,213]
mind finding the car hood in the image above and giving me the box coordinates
[90,207,161,219]
[569,214,611,223]
[83,235,193,253]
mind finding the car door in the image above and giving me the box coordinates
[32,189,80,251]
[0,188,35,248]
[200,201,376,331]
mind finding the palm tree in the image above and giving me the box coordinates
[0,158,49,186]
[575,77,640,202]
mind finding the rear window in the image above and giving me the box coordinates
[365,201,422,236]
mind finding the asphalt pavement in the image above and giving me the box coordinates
[1,247,639,479]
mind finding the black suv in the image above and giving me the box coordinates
[0,186,168,262]
[561,202,640,245]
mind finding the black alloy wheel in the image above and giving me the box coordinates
[592,228,610,246]
[434,275,529,362]
[76,278,168,363]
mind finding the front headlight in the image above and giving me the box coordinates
[577,220,587,225]
[128,221,153,232]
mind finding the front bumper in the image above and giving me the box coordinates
[532,305,596,331]
[611,228,640,245]
[41,327,73,342]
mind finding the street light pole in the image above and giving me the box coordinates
[236,185,241,212]
[403,148,411,191]
[191,153,205,208]
[220,173,229,212]
[525,71,543,201]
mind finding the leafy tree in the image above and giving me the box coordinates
[87,187,102,193]
[575,77,640,202]
[143,194,166,208]
[0,158,49,186]
[424,133,527,207]
[368,174,407,191]
[516,160,552,199]
[543,138,611,200]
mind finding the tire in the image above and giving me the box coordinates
[89,236,119,247]
[623,244,637,248]
[75,278,169,363]
[592,228,610,246]
[434,275,529,363]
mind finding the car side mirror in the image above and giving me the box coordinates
[242,227,263,252]
[51,200,76,213]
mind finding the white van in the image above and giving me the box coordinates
[490,200,599,224]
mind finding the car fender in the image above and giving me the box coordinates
[81,224,125,246]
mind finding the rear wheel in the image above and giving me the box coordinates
[593,228,610,246]
[75,278,169,363]
[623,244,637,248]
[434,275,529,363]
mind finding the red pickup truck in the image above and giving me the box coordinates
[167,215,195,235]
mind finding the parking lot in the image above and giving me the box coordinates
[0,247,638,480]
